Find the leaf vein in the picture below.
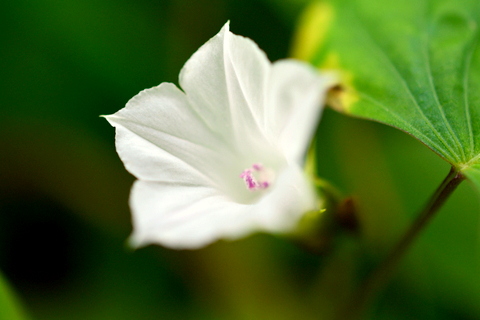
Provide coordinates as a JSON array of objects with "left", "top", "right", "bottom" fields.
[
  {"left": 463, "top": 35, "right": 478, "bottom": 159},
  {"left": 356, "top": 17, "right": 460, "bottom": 163},
  {"left": 358, "top": 91, "right": 453, "bottom": 161},
  {"left": 423, "top": 25, "right": 466, "bottom": 162}
]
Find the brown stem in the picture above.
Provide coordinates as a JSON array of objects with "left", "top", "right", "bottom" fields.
[{"left": 338, "top": 166, "right": 465, "bottom": 320}]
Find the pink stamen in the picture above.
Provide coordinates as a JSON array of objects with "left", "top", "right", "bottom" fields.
[
  {"left": 239, "top": 169, "right": 251, "bottom": 178},
  {"left": 240, "top": 169, "right": 257, "bottom": 189},
  {"left": 240, "top": 164, "right": 271, "bottom": 191}
]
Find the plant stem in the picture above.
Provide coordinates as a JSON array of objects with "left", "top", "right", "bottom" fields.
[{"left": 338, "top": 166, "right": 465, "bottom": 320}]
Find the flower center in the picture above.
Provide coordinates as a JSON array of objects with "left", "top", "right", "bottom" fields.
[{"left": 239, "top": 163, "right": 273, "bottom": 191}]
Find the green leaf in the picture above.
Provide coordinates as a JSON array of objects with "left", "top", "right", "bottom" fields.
[
  {"left": 0, "top": 272, "right": 29, "bottom": 320},
  {"left": 297, "top": 0, "right": 480, "bottom": 188}
]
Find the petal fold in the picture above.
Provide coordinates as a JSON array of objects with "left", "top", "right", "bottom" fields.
[
  {"left": 266, "top": 60, "right": 336, "bottom": 163},
  {"left": 179, "top": 22, "right": 271, "bottom": 150}
]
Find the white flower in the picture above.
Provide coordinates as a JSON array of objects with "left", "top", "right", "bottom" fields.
[{"left": 105, "top": 22, "right": 335, "bottom": 249}]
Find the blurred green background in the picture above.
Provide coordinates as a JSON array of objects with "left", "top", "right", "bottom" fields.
[{"left": 1, "top": 0, "right": 480, "bottom": 319}]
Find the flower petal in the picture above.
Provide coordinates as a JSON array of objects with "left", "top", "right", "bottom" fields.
[
  {"left": 179, "top": 22, "right": 271, "bottom": 150},
  {"left": 106, "top": 22, "right": 333, "bottom": 250},
  {"left": 105, "top": 83, "right": 233, "bottom": 188},
  {"left": 129, "top": 181, "right": 258, "bottom": 249},
  {"left": 129, "top": 164, "right": 316, "bottom": 249},
  {"left": 266, "top": 60, "right": 336, "bottom": 163}
]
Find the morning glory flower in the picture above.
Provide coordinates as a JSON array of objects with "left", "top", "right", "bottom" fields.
[{"left": 105, "top": 22, "right": 335, "bottom": 249}]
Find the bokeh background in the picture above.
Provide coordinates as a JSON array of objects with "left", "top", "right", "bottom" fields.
[{"left": 1, "top": 0, "right": 480, "bottom": 319}]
